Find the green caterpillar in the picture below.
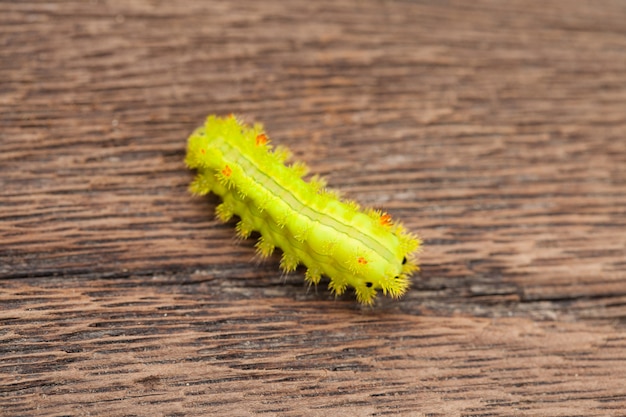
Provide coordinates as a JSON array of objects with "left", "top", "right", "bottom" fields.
[{"left": 185, "top": 115, "right": 420, "bottom": 304}]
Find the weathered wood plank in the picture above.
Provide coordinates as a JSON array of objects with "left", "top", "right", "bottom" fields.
[
  {"left": 1, "top": 0, "right": 625, "bottom": 415},
  {"left": 1, "top": 280, "right": 625, "bottom": 416}
]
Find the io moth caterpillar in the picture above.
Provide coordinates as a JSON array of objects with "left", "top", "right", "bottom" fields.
[{"left": 185, "top": 115, "right": 420, "bottom": 305}]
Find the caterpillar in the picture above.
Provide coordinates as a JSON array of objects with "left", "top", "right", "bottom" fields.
[{"left": 185, "top": 115, "right": 420, "bottom": 305}]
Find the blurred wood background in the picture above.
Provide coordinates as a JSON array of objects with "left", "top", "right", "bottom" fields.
[{"left": 1, "top": 1, "right": 625, "bottom": 415}]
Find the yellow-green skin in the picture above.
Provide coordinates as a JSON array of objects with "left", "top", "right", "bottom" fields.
[{"left": 185, "top": 115, "right": 420, "bottom": 304}]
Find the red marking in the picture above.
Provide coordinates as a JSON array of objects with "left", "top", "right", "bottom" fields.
[
  {"left": 357, "top": 257, "right": 368, "bottom": 265},
  {"left": 256, "top": 134, "right": 268, "bottom": 146},
  {"left": 221, "top": 165, "right": 232, "bottom": 177},
  {"left": 380, "top": 213, "right": 392, "bottom": 226}
]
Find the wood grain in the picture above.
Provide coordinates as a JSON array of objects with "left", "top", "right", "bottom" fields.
[{"left": 1, "top": 0, "right": 625, "bottom": 415}]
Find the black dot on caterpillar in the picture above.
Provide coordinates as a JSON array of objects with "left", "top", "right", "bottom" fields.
[{"left": 365, "top": 282, "right": 373, "bottom": 288}]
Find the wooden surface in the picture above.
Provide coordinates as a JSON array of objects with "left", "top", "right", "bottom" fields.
[{"left": 1, "top": 1, "right": 625, "bottom": 415}]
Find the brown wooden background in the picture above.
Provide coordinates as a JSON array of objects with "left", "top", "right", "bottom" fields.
[{"left": 2, "top": 1, "right": 625, "bottom": 416}]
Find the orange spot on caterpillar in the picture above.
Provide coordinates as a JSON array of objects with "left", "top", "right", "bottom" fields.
[
  {"left": 201, "top": 149, "right": 206, "bottom": 154},
  {"left": 256, "top": 134, "right": 268, "bottom": 146},
  {"left": 380, "top": 213, "right": 392, "bottom": 227},
  {"left": 357, "top": 257, "right": 368, "bottom": 265},
  {"left": 222, "top": 165, "right": 232, "bottom": 177}
]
